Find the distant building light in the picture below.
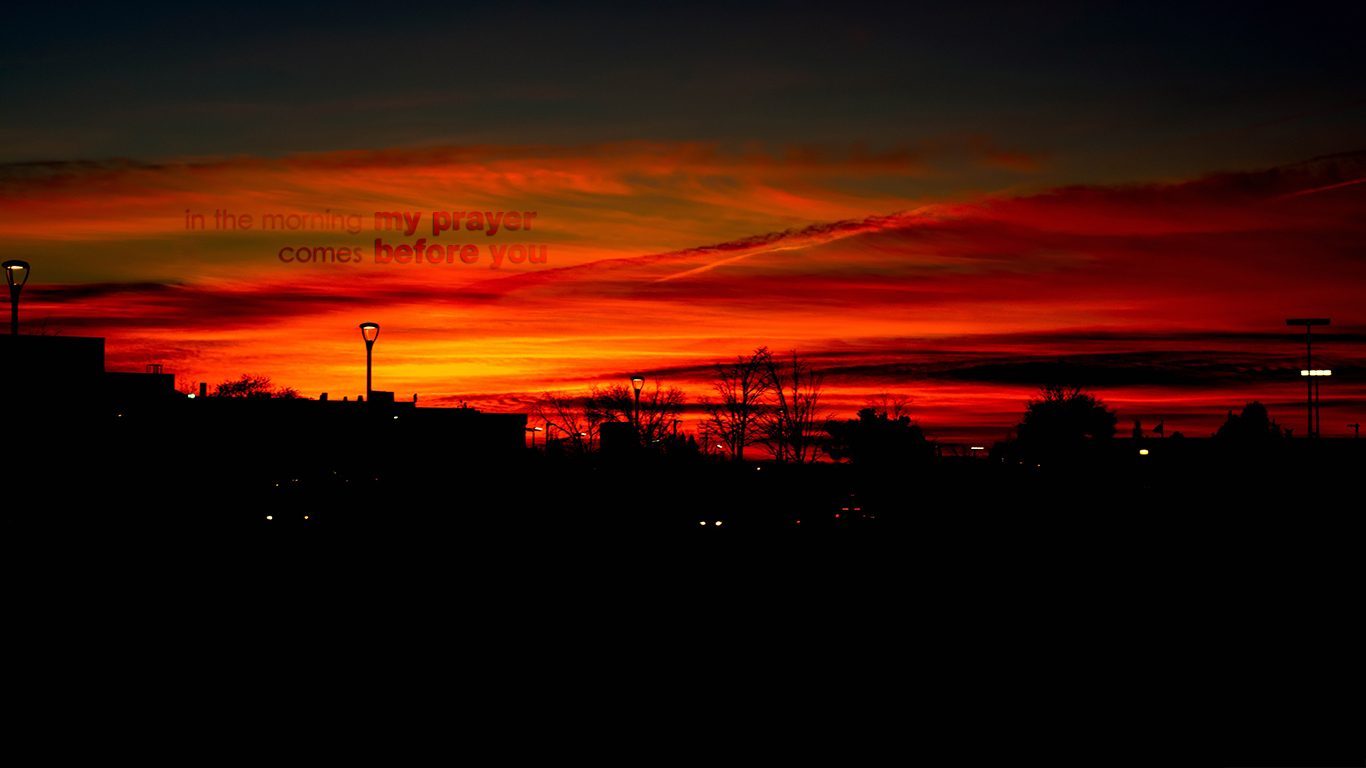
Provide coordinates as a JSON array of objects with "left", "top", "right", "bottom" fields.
[
  {"left": 1300, "top": 369, "right": 1332, "bottom": 376},
  {"left": 1139, "top": 449, "right": 1149, "bottom": 455}
]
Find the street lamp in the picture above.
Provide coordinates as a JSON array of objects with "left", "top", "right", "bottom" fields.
[
  {"left": 1301, "top": 369, "right": 1331, "bottom": 440},
  {"left": 359, "top": 322, "right": 379, "bottom": 400},
  {"left": 1287, "top": 319, "right": 1328, "bottom": 437},
  {"left": 526, "top": 425, "right": 543, "bottom": 448},
  {"left": 631, "top": 374, "right": 647, "bottom": 437},
  {"left": 4, "top": 260, "right": 30, "bottom": 335},
  {"left": 630, "top": 375, "right": 645, "bottom": 429}
]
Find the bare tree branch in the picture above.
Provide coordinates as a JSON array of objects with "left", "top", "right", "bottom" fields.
[
  {"left": 533, "top": 391, "right": 598, "bottom": 454},
  {"left": 211, "top": 374, "right": 299, "bottom": 399},
  {"left": 585, "top": 381, "right": 684, "bottom": 450},
  {"left": 702, "top": 347, "right": 772, "bottom": 462},
  {"left": 759, "top": 350, "right": 827, "bottom": 463}
]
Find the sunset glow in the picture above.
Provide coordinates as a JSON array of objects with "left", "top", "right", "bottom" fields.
[{"left": 4, "top": 3, "right": 1364, "bottom": 446}]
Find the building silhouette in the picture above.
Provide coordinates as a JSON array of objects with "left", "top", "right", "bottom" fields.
[{"left": 2, "top": 334, "right": 526, "bottom": 522}]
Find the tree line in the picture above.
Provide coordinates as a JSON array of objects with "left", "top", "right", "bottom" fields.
[
  {"left": 534, "top": 346, "right": 934, "bottom": 464},
  {"left": 205, "top": 359, "right": 1300, "bottom": 464},
  {"left": 537, "top": 347, "right": 1305, "bottom": 465}
]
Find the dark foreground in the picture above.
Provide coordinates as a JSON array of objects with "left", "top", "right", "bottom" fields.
[{"left": 7, "top": 434, "right": 1357, "bottom": 768}]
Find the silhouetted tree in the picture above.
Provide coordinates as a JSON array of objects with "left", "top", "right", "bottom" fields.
[
  {"left": 1213, "top": 402, "right": 1287, "bottom": 440},
  {"left": 651, "top": 430, "right": 703, "bottom": 460},
  {"left": 826, "top": 406, "right": 934, "bottom": 465},
  {"left": 701, "top": 347, "right": 772, "bottom": 461},
  {"left": 585, "top": 380, "right": 685, "bottom": 449},
  {"left": 533, "top": 391, "right": 598, "bottom": 454},
  {"left": 759, "top": 350, "right": 827, "bottom": 463},
  {"left": 211, "top": 374, "right": 299, "bottom": 399},
  {"left": 1004, "top": 384, "right": 1117, "bottom": 461},
  {"left": 865, "top": 393, "right": 914, "bottom": 421}
]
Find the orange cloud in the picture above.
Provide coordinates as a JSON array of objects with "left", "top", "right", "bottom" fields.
[{"left": 5, "top": 146, "right": 1365, "bottom": 444}]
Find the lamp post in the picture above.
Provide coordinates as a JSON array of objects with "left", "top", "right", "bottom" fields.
[
  {"left": 4, "top": 260, "right": 30, "bottom": 335},
  {"left": 359, "top": 322, "right": 379, "bottom": 400},
  {"left": 1287, "top": 319, "right": 1329, "bottom": 437},
  {"left": 630, "top": 375, "right": 645, "bottom": 430},
  {"left": 526, "top": 426, "right": 543, "bottom": 448}
]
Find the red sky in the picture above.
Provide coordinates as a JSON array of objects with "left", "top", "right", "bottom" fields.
[{"left": 5, "top": 144, "right": 1364, "bottom": 445}]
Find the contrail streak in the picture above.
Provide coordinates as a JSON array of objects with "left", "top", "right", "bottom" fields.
[{"left": 1273, "top": 177, "right": 1366, "bottom": 200}]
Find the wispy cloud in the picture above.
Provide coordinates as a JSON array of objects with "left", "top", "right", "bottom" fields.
[{"left": 5, "top": 146, "right": 1365, "bottom": 441}]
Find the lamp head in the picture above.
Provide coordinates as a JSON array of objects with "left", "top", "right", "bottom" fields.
[
  {"left": 359, "top": 322, "right": 380, "bottom": 343},
  {"left": 630, "top": 375, "right": 645, "bottom": 392},
  {"left": 4, "top": 260, "right": 29, "bottom": 289}
]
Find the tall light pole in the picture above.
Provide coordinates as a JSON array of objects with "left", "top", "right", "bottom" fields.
[
  {"left": 1301, "top": 369, "right": 1331, "bottom": 438},
  {"left": 1287, "top": 319, "right": 1328, "bottom": 437},
  {"left": 4, "top": 260, "right": 30, "bottom": 335},
  {"left": 359, "top": 322, "right": 379, "bottom": 400}
]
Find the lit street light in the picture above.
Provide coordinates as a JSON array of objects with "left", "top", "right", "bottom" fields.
[
  {"left": 630, "top": 375, "right": 645, "bottom": 430},
  {"left": 1287, "top": 318, "right": 1329, "bottom": 437},
  {"left": 359, "top": 322, "right": 379, "bottom": 400},
  {"left": 1301, "top": 368, "right": 1332, "bottom": 439},
  {"left": 4, "top": 260, "right": 30, "bottom": 335}
]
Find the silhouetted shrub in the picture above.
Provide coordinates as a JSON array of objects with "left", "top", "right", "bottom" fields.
[
  {"left": 1212, "top": 402, "right": 1287, "bottom": 440},
  {"left": 826, "top": 408, "right": 934, "bottom": 465},
  {"left": 997, "top": 384, "right": 1117, "bottom": 463}
]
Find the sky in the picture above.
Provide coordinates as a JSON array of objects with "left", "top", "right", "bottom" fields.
[{"left": 3, "top": 1, "right": 1364, "bottom": 445}]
